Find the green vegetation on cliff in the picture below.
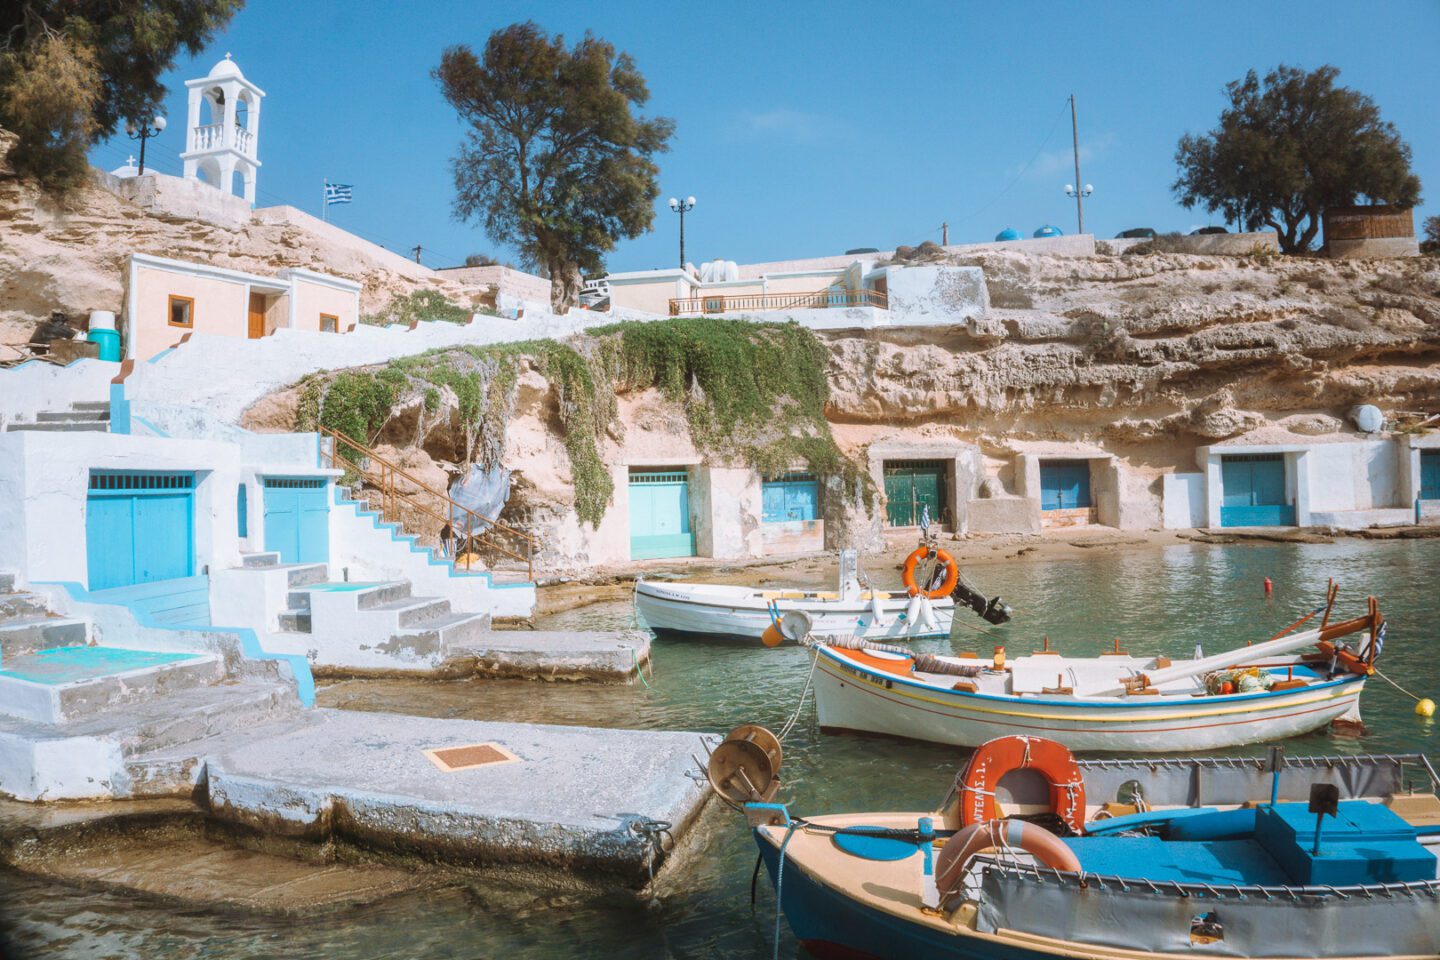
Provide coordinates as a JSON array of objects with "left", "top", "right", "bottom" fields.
[{"left": 296, "top": 318, "right": 860, "bottom": 526}]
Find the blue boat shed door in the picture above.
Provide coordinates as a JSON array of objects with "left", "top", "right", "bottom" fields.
[
  {"left": 1220, "top": 455, "right": 1294, "bottom": 526},
  {"left": 1039, "top": 460, "right": 1091, "bottom": 511},
  {"left": 629, "top": 469, "right": 695, "bottom": 560},
  {"left": 263, "top": 478, "right": 330, "bottom": 564},
  {"left": 86, "top": 471, "right": 195, "bottom": 590},
  {"left": 762, "top": 472, "right": 819, "bottom": 523},
  {"left": 1421, "top": 451, "right": 1440, "bottom": 501}
]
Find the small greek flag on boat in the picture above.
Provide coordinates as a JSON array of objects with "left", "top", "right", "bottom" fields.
[
  {"left": 1368, "top": 620, "right": 1386, "bottom": 660},
  {"left": 324, "top": 182, "right": 353, "bottom": 205}
]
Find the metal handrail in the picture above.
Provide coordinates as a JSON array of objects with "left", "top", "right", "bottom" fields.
[
  {"left": 320, "top": 426, "right": 533, "bottom": 581},
  {"left": 668, "top": 287, "right": 887, "bottom": 316}
]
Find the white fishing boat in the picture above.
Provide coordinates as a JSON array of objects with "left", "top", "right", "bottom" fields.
[
  {"left": 634, "top": 544, "right": 1012, "bottom": 643},
  {"left": 807, "top": 586, "right": 1386, "bottom": 753}
]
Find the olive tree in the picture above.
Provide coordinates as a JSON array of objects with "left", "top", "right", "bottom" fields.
[
  {"left": 434, "top": 22, "right": 673, "bottom": 312},
  {"left": 1174, "top": 65, "right": 1421, "bottom": 254}
]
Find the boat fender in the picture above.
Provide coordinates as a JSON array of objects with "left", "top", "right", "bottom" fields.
[
  {"left": 951, "top": 735, "right": 1087, "bottom": 836},
  {"left": 902, "top": 548, "right": 960, "bottom": 600},
  {"left": 918, "top": 595, "right": 938, "bottom": 631},
  {"left": 903, "top": 594, "right": 923, "bottom": 631},
  {"left": 871, "top": 591, "right": 889, "bottom": 627},
  {"left": 934, "top": 818, "right": 1080, "bottom": 901}
]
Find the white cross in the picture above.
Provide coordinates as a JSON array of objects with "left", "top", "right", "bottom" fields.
[{"left": 126, "top": 155, "right": 136, "bottom": 166}]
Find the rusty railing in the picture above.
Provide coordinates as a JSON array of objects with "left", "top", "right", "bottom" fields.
[
  {"left": 668, "top": 287, "right": 887, "bottom": 316},
  {"left": 319, "top": 426, "right": 533, "bottom": 582}
]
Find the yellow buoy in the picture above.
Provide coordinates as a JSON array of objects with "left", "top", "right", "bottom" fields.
[
  {"left": 1416, "top": 698, "right": 1436, "bottom": 718},
  {"left": 761, "top": 624, "right": 785, "bottom": 648}
]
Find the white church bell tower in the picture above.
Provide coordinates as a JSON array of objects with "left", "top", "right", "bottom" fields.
[{"left": 180, "top": 54, "right": 264, "bottom": 204}]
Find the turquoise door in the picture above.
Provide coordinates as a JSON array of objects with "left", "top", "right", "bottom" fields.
[
  {"left": 1422, "top": 451, "right": 1440, "bottom": 500},
  {"left": 762, "top": 472, "right": 819, "bottom": 523},
  {"left": 1220, "top": 455, "right": 1294, "bottom": 526},
  {"left": 1040, "top": 461, "right": 1092, "bottom": 510},
  {"left": 263, "top": 478, "right": 330, "bottom": 564},
  {"left": 86, "top": 472, "right": 195, "bottom": 590},
  {"left": 883, "top": 461, "right": 946, "bottom": 527},
  {"left": 629, "top": 470, "right": 695, "bottom": 559}
]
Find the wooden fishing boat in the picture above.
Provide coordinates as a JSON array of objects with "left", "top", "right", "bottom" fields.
[
  {"left": 634, "top": 544, "right": 1011, "bottom": 643},
  {"left": 735, "top": 733, "right": 1440, "bottom": 960},
  {"left": 809, "top": 590, "right": 1385, "bottom": 753}
]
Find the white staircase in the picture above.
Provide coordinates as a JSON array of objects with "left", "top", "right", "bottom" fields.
[
  {"left": 4, "top": 400, "right": 110, "bottom": 432},
  {"left": 0, "top": 573, "right": 302, "bottom": 801}
]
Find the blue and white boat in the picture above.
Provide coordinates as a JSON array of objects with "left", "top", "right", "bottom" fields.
[{"left": 750, "top": 742, "right": 1440, "bottom": 960}]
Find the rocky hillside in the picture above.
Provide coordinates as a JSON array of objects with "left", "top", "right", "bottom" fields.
[
  {"left": 827, "top": 248, "right": 1440, "bottom": 457},
  {"left": 0, "top": 132, "right": 485, "bottom": 352}
]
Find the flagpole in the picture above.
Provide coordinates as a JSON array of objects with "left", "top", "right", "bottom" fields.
[{"left": 322, "top": 178, "right": 327, "bottom": 223}]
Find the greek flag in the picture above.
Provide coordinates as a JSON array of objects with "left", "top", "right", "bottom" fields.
[
  {"left": 919, "top": 502, "right": 931, "bottom": 534},
  {"left": 325, "top": 182, "right": 353, "bottom": 206}
]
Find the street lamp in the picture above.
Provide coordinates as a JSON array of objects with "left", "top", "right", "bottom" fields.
[
  {"left": 667, "top": 195, "right": 696, "bottom": 268},
  {"left": 125, "top": 114, "right": 167, "bottom": 176},
  {"left": 1064, "top": 182, "right": 1093, "bottom": 235}
]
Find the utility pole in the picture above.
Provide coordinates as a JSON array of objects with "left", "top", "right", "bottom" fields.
[
  {"left": 1070, "top": 94, "right": 1085, "bottom": 235},
  {"left": 941, "top": 222, "right": 949, "bottom": 246},
  {"left": 411, "top": 245, "right": 422, "bottom": 265}
]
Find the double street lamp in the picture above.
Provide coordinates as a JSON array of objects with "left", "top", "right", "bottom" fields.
[
  {"left": 668, "top": 195, "right": 696, "bottom": 268},
  {"left": 125, "top": 114, "right": 167, "bottom": 175}
]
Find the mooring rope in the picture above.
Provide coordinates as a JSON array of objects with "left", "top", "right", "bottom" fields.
[{"left": 1374, "top": 666, "right": 1423, "bottom": 702}]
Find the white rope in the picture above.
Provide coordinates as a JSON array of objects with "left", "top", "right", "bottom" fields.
[{"left": 778, "top": 647, "right": 820, "bottom": 742}]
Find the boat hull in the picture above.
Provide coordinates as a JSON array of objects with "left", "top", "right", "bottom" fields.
[
  {"left": 634, "top": 581, "right": 952, "bottom": 642},
  {"left": 812, "top": 647, "right": 1366, "bottom": 752}
]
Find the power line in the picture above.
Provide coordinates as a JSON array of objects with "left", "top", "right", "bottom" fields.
[{"left": 948, "top": 97, "right": 1073, "bottom": 234}]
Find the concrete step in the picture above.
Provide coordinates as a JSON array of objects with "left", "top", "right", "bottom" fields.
[
  {"left": 0, "top": 592, "right": 53, "bottom": 622},
  {"left": 285, "top": 564, "right": 330, "bottom": 588},
  {"left": 6, "top": 421, "right": 109, "bottom": 432},
  {"left": 286, "top": 580, "right": 411, "bottom": 613},
  {"left": 0, "top": 647, "right": 225, "bottom": 724},
  {"left": 36, "top": 409, "right": 108, "bottom": 422},
  {"left": 485, "top": 569, "right": 535, "bottom": 586},
  {"left": 397, "top": 610, "right": 489, "bottom": 648},
  {"left": 71, "top": 401, "right": 111, "bottom": 411},
  {"left": 0, "top": 615, "right": 89, "bottom": 658},
  {"left": 368, "top": 596, "right": 451, "bottom": 628},
  {"left": 240, "top": 551, "right": 282, "bottom": 568},
  {"left": 277, "top": 610, "right": 312, "bottom": 633}
]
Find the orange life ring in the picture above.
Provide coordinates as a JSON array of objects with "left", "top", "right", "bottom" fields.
[
  {"left": 955, "top": 735, "right": 1086, "bottom": 836},
  {"left": 935, "top": 818, "right": 1080, "bottom": 898},
  {"left": 901, "top": 547, "right": 959, "bottom": 599}
]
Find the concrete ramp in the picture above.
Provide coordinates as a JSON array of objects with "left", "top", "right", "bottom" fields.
[{"left": 197, "top": 708, "right": 712, "bottom": 883}]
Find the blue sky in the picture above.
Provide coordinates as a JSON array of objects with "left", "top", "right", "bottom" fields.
[{"left": 91, "top": 0, "right": 1440, "bottom": 273}]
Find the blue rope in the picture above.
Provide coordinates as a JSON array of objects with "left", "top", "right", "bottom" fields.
[{"left": 773, "top": 821, "right": 800, "bottom": 960}]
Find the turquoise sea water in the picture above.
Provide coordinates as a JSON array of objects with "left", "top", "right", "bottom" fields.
[{"left": 2, "top": 539, "right": 1436, "bottom": 959}]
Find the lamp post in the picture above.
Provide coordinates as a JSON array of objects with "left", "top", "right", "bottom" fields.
[
  {"left": 1064, "top": 94, "right": 1090, "bottom": 234},
  {"left": 667, "top": 195, "right": 696, "bottom": 268},
  {"left": 125, "top": 114, "right": 167, "bottom": 175}
]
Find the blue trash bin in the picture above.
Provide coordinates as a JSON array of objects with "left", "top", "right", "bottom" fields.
[{"left": 87, "top": 328, "right": 121, "bottom": 362}]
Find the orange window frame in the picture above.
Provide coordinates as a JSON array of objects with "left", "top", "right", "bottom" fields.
[
  {"left": 320, "top": 313, "right": 339, "bottom": 333},
  {"left": 168, "top": 294, "right": 195, "bottom": 328}
]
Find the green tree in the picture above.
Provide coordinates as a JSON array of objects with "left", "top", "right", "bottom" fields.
[
  {"left": 434, "top": 22, "right": 673, "bottom": 313},
  {"left": 1173, "top": 65, "right": 1421, "bottom": 254},
  {"left": 0, "top": 1, "right": 242, "bottom": 191},
  {"left": 1422, "top": 216, "right": 1440, "bottom": 255}
]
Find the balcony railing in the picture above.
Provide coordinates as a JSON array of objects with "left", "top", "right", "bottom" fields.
[
  {"left": 668, "top": 287, "right": 887, "bottom": 316},
  {"left": 190, "top": 123, "right": 256, "bottom": 155}
]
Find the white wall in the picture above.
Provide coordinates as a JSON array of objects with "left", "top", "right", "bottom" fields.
[
  {"left": 1163, "top": 473, "right": 1205, "bottom": 529},
  {"left": 0, "top": 359, "right": 116, "bottom": 428}
]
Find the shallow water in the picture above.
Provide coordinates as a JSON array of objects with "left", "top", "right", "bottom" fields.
[{"left": 3, "top": 540, "right": 1437, "bottom": 959}]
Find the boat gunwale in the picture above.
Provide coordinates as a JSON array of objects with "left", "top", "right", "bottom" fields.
[
  {"left": 816, "top": 643, "right": 1366, "bottom": 713},
  {"left": 633, "top": 580, "right": 956, "bottom": 613}
]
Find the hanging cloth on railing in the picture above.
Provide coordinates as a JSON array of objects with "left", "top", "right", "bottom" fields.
[{"left": 448, "top": 464, "right": 510, "bottom": 532}]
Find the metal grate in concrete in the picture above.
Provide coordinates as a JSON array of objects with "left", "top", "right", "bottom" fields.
[{"left": 422, "top": 742, "right": 520, "bottom": 773}]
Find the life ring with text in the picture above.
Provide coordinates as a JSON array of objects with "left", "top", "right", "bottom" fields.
[
  {"left": 902, "top": 548, "right": 959, "bottom": 599},
  {"left": 955, "top": 735, "right": 1086, "bottom": 836}
]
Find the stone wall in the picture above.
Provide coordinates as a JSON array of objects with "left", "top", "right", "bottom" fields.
[{"left": 102, "top": 171, "right": 253, "bottom": 229}]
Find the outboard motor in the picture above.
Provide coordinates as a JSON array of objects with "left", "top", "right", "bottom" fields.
[{"left": 952, "top": 580, "right": 1013, "bottom": 625}]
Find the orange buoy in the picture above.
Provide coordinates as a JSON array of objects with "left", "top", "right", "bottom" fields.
[
  {"left": 1264, "top": 576, "right": 1273, "bottom": 596},
  {"left": 761, "top": 623, "right": 785, "bottom": 647},
  {"left": 954, "top": 735, "right": 1086, "bottom": 836},
  {"left": 901, "top": 547, "right": 960, "bottom": 600}
]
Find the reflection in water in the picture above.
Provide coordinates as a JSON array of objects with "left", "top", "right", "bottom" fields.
[{"left": 3, "top": 541, "right": 1436, "bottom": 959}]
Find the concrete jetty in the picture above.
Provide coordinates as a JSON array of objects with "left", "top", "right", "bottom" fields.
[
  {"left": 144, "top": 708, "right": 712, "bottom": 883},
  {"left": 445, "top": 629, "right": 652, "bottom": 681}
]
